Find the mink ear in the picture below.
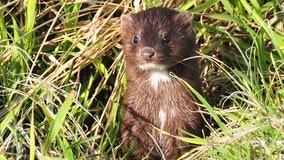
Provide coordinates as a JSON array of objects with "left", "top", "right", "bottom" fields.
[
  {"left": 120, "top": 14, "right": 133, "bottom": 34},
  {"left": 175, "top": 12, "right": 194, "bottom": 30},
  {"left": 175, "top": 12, "right": 195, "bottom": 35}
]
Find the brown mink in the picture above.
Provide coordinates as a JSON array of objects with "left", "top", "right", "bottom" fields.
[{"left": 120, "top": 7, "right": 204, "bottom": 159}]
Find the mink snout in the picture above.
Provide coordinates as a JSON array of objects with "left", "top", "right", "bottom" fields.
[{"left": 141, "top": 47, "right": 155, "bottom": 61}]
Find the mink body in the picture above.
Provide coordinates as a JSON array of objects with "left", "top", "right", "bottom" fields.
[{"left": 120, "top": 8, "right": 204, "bottom": 159}]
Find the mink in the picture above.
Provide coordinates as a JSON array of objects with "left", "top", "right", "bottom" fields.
[{"left": 120, "top": 7, "right": 205, "bottom": 159}]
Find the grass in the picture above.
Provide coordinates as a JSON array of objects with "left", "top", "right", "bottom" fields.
[{"left": 0, "top": 0, "right": 283, "bottom": 159}]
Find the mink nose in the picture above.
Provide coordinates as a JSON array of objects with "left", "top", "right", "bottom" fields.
[{"left": 141, "top": 48, "right": 155, "bottom": 60}]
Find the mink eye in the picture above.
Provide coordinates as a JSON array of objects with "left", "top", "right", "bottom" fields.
[
  {"left": 133, "top": 36, "right": 139, "bottom": 44},
  {"left": 162, "top": 35, "right": 170, "bottom": 43}
]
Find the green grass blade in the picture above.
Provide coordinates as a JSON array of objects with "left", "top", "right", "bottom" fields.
[
  {"left": 24, "top": 0, "right": 36, "bottom": 33},
  {"left": 154, "top": 126, "right": 206, "bottom": 145},
  {"left": 240, "top": 0, "right": 284, "bottom": 56},
  {"left": 190, "top": 0, "right": 219, "bottom": 13},
  {"left": 44, "top": 90, "right": 76, "bottom": 152},
  {"left": 0, "top": 154, "right": 7, "bottom": 160},
  {"left": 0, "top": 104, "right": 22, "bottom": 135},
  {"left": 59, "top": 137, "right": 75, "bottom": 160},
  {"left": 24, "top": 0, "right": 36, "bottom": 53},
  {"left": 179, "top": 0, "right": 197, "bottom": 11},
  {"left": 220, "top": 0, "right": 234, "bottom": 15},
  {"left": 30, "top": 105, "right": 35, "bottom": 160},
  {"left": 207, "top": 14, "right": 241, "bottom": 24},
  {"left": 0, "top": 8, "right": 8, "bottom": 44}
]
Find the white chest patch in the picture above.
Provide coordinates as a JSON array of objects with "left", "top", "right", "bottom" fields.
[
  {"left": 159, "top": 109, "right": 166, "bottom": 129},
  {"left": 138, "top": 63, "right": 171, "bottom": 90},
  {"left": 149, "top": 70, "right": 171, "bottom": 91},
  {"left": 159, "top": 109, "right": 166, "bottom": 140}
]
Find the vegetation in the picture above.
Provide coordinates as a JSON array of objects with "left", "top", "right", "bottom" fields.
[{"left": 0, "top": 0, "right": 283, "bottom": 159}]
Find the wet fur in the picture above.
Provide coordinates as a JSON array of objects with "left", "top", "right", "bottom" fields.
[{"left": 120, "top": 8, "right": 204, "bottom": 159}]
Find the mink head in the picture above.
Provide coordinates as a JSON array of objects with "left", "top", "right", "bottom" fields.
[{"left": 120, "top": 7, "right": 197, "bottom": 72}]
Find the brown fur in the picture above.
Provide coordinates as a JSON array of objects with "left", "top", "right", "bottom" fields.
[{"left": 120, "top": 8, "right": 204, "bottom": 159}]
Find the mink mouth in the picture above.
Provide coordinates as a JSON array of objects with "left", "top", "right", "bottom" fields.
[{"left": 138, "top": 62, "right": 168, "bottom": 72}]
